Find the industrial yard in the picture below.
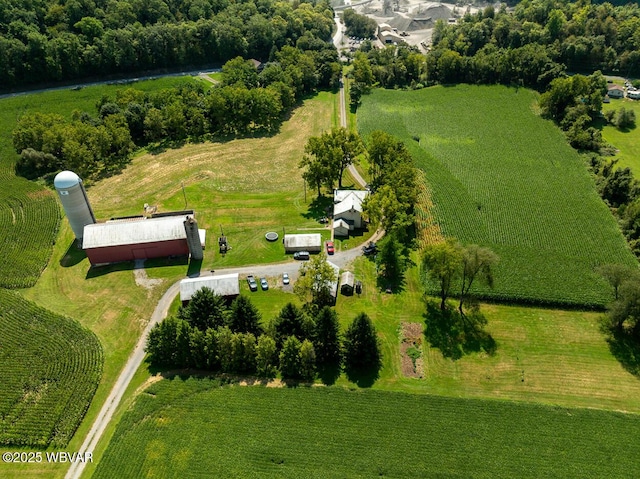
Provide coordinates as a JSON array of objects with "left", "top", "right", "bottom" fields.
[{"left": 335, "top": 1, "right": 481, "bottom": 51}]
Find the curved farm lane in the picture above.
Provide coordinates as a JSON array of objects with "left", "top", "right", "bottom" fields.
[{"left": 65, "top": 230, "right": 383, "bottom": 479}]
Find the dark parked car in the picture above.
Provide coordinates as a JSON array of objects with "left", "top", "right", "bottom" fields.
[
  {"left": 247, "top": 275, "right": 258, "bottom": 291},
  {"left": 362, "top": 242, "right": 377, "bottom": 255},
  {"left": 293, "top": 251, "right": 310, "bottom": 260}
]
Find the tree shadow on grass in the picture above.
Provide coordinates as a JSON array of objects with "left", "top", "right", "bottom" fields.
[
  {"left": 376, "top": 271, "right": 407, "bottom": 294},
  {"left": 423, "top": 301, "right": 497, "bottom": 361},
  {"left": 345, "top": 367, "right": 380, "bottom": 388},
  {"left": 603, "top": 323, "right": 640, "bottom": 377},
  {"left": 301, "top": 195, "right": 333, "bottom": 221}
]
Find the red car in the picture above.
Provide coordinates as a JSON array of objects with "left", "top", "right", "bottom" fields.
[{"left": 326, "top": 241, "right": 335, "bottom": 255}]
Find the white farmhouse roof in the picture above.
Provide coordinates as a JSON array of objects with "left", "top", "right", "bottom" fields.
[
  {"left": 83, "top": 215, "right": 192, "bottom": 249},
  {"left": 283, "top": 234, "right": 322, "bottom": 249},
  {"left": 180, "top": 274, "right": 240, "bottom": 302},
  {"left": 334, "top": 189, "right": 369, "bottom": 203},
  {"left": 334, "top": 190, "right": 368, "bottom": 216}
]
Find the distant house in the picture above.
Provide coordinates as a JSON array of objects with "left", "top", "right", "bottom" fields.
[
  {"left": 340, "top": 271, "right": 355, "bottom": 295},
  {"left": 333, "top": 189, "right": 369, "bottom": 237},
  {"left": 179, "top": 273, "right": 240, "bottom": 305},
  {"left": 283, "top": 233, "right": 322, "bottom": 253},
  {"left": 607, "top": 84, "right": 625, "bottom": 98},
  {"left": 249, "top": 58, "right": 265, "bottom": 72}
]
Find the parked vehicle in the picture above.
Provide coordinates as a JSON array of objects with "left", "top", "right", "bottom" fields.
[
  {"left": 326, "top": 241, "right": 335, "bottom": 255},
  {"left": 362, "top": 242, "right": 377, "bottom": 256},
  {"left": 293, "top": 251, "right": 310, "bottom": 260},
  {"left": 260, "top": 277, "right": 269, "bottom": 290},
  {"left": 283, "top": 272, "right": 290, "bottom": 285},
  {"left": 246, "top": 275, "right": 258, "bottom": 291}
]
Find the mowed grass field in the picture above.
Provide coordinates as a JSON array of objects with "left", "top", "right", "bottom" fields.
[
  {"left": 0, "top": 289, "right": 102, "bottom": 448},
  {"left": 93, "top": 377, "right": 640, "bottom": 479},
  {"left": 358, "top": 84, "right": 637, "bottom": 307},
  {"left": 87, "top": 90, "right": 337, "bottom": 269},
  {"left": 601, "top": 98, "right": 640, "bottom": 173}
]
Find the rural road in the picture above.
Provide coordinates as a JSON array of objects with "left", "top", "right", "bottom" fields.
[
  {"left": 66, "top": 43, "right": 373, "bottom": 479},
  {"left": 0, "top": 68, "right": 221, "bottom": 100}
]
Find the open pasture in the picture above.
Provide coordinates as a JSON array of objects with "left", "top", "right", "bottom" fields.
[
  {"left": 601, "top": 98, "right": 640, "bottom": 174},
  {"left": 87, "top": 91, "right": 336, "bottom": 269},
  {"left": 359, "top": 85, "right": 637, "bottom": 307},
  {"left": 93, "top": 377, "right": 640, "bottom": 479},
  {"left": 0, "top": 289, "right": 102, "bottom": 448}
]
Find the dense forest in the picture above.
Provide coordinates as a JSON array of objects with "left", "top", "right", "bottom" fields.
[
  {"left": 430, "top": 0, "right": 640, "bottom": 81},
  {"left": 0, "top": 0, "right": 335, "bottom": 88}
]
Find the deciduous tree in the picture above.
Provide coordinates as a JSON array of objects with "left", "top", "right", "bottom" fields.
[{"left": 294, "top": 253, "right": 338, "bottom": 308}]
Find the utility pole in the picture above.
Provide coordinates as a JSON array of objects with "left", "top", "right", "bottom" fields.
[{"left": 182, "top": 181, "right": 188, "bottom": 209}]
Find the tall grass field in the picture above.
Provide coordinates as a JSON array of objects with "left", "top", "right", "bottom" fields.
[
  {"left": 359, "top": 84, "right": 637, "bottom": 307},
  {"left": 93, "top": 377, "right": 640, "bottom": 479},
  {"left": 0, "top": 289, "right": 102, "bottom": 447}
]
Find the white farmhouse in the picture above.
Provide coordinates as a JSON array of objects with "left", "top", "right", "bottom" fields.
[{"left": 333, "top": 189, "right": 369, "bottom": 237}]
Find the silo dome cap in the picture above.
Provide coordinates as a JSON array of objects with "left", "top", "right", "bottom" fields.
[{"left": 54, "top": 171, "right": 81, "bottom": 189}]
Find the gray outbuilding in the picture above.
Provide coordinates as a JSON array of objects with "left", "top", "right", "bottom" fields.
[
  {"left": 283, "top": 233, "right": 322, "bottom": 253},
  {"left": 179, "top": 273, "right": 240, "bottom": 305}
]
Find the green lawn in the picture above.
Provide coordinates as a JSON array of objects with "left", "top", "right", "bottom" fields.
[
  {"left": 601, "top": 98, "right": 640, "bottom": 173},
  {"left": 92, "top": 377, "right": 640, "bottom": 479},
  {"left": 358, "top": 84, "right": 637, "bottom": 308}
]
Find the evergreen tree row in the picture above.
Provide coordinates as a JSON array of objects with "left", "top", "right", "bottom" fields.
[{"left": 146, "top": 288, "right": 382, "bottom": 385}]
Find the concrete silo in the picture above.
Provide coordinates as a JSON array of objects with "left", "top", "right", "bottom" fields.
[{"left": 54, "top": 171, "right": 96, "bottom": 241}]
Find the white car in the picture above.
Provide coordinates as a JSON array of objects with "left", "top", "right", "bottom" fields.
[{"left": 283, "top": 272, "right": 290, "bottom": 285}]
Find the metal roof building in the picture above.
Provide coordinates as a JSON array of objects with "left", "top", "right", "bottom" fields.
[
  {"left": 340, "top": 271, "right": 355, "bottom": 295},
  {"left": 179, "top": 273, "right": 240, "bottom": 304},
  {"left": 82, "top": 214, "right": 206, "bottom": 265},
  {"left": 328, "top": 260, "right": 340, "bottom": 302},
  {"left": 283, "top": 233, "right": 322, "bottom": 253}
]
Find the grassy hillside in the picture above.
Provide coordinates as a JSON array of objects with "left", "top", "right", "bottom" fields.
[
  {"left": 359, "top": 84, "right": 637, "bottom": 307},
  {"left": 0, "top": 289, "right": 102, "bottom": 448},
  {"left": 93, "top": 377, "right": 640, "bottom": 479}
]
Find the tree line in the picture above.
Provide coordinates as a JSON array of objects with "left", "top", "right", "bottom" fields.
[
  {"left": 432, "top": 1, "right": 640, "bottom": 80},
  {"left": 13, "top": 46, "right": 340, "bottom": 181},
  {"left": 0, "top": 0, "right": 335, "bottom": 89},
  {"left": 146, "top": 287, "right": 382, "bottom": 386}
]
